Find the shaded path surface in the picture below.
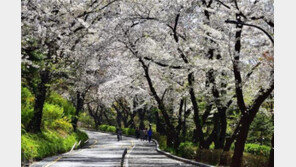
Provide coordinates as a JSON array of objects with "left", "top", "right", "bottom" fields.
[{"left": 31, "top": 130, "right": 196, "bottom": 167}]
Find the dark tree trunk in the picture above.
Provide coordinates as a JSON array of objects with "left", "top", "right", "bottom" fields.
[
  {"left": 188, "top": 72, "right": 204, "bottom": 148},
  {"left": 72, "top": 91, "right": 84, "bottom": 131},
  {"left": 155, "top": 110, "right": 166, "bottom": 135},
  {"left": 139, "top": 57, "right": 178, "bottom": 148},
  {"left": 182, "top": 99, "right": 191, "bottom": 142},
  {"left": 174, "top": 99, "right": 184, "bottom": 151},
  {"left": 127, "top": 111, "right": 136, "bottom": 128},
  {"left": 28, "top": 70, "right": 50, "bottom": 133},
  {"left": 268, "top": 134, "right": 274, "bottom": 167},
  {"left": 216, "top": 108, "right": 227, "bottom": 149},
  {"left": 114, "top": 106, "right": 122, "bottom": 128},
  {"left": 88, "top": 103, "right": 102, "bottom": 129},
  {"left": 103, "top": 109, "right": 112, "bottom": 125},
  {"left": 231, "top": 115, "right": 252, "bottom": 167},
  {"left": 138, "top": 108, "right": 146, "bottom": 130}
]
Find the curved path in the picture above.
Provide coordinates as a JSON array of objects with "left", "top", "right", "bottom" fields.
[{"left": 30, "top": 130, "right": 196, "bottom": 167}]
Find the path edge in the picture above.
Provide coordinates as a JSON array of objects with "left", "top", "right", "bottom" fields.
[{"left": 152, "top": 139, "right": 214, "bottom": 167}]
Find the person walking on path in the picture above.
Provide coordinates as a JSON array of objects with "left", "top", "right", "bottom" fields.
[
  {"left": 148, "top": 127, "right": 152, "bottom": 142},
  {"left": 144, "top": 128, "right": 148, "bottom": 141},
  {"left": 140, "top": 128, "right": 144, "bottom": 141},
  {"left": 135, "top": 127, "right": 140, "bottom": 139},
  {"left": 116, "top": 127, "right": 122, "bottom": 141}
]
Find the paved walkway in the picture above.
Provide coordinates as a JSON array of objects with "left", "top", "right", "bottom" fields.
[{"left": 30, "top": 130, "right": 196, "bottom": 167}]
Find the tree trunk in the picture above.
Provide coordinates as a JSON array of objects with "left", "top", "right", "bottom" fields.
[
  {"left": 28, "top": 70, "right": 50, "bottom": 133},
  {"left": 231, "top": 108, "right": 259, "bottom": 167},
  {"left": 230, "top": 116, "right": 251, "bottom": 167},
  {"left": 188, "top": 72, "right": 204, "bottom": 147},
  {"left": 138, "top": 108, "right": 146, "bottom": 130},
  {"left": 268, "top": 134, "right": 274, "bottom": 167},
  {"left": 155, "top": 110, "right": 166, "bottom": 135},
  {"left": 72, "top": 92, "right": 84, "bottom": 131},
  {"left": 215, "top": 108, "right": 227, "bottom": 149},
  {"left": 139, "top": 57, "right": 178, "bottom": 148}
]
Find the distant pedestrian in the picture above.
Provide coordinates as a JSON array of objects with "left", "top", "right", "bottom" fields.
[
  {"left": 135, "top": 127, "right": 140, "bottom": 139},
  {"left": 144, "top": 128, "right": 148, "bottom": 141},
  {"left": 148, "top": 127, "right": 152, "bottom": 142},
  {"left": 140, "top": 129, "right": 145, "bottom": 140},
  {"left": 116, "top": 127, "right": 122, "bottom": 141}
]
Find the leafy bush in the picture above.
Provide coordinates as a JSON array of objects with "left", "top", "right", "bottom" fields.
[
  {"left": 196, "top": 149, "right": 224, "bottom": 166},
  {"left": 107, "top": 125, "right": 116, "bottom": 133},
  {"left": 21, "top": 87, "right": 34, "bottom": 127},
  {"left": 244, "top": 143, "right": 271, "bottom": 157},
  {"left": 122, "top": 128, "right": 135, "bottom": 136},
  {"left": 156, "top": 135, "right": 167, "bottom": 150},
  {"left": 50, "top": 117, "right": 73, "bottom": 134},
  {"left": 164, "top": 147, "right": 176, "bottom": 155},
  {"left": 98, "top": 125, "right": 109, "bottom": 131},
  {"left": 21, "top": 130, "right": 88, "bottom": 161},
  {"left": 195, "top": 149, "right": 269, "bottom": 167},
  {"left": 79, "top": 112, "right": 95, "bottom": 129},
  {"left": 42, "top": 103, "right": 64, "bottom": 122},
  {"left": 46, "top": 93, "right": 75, "bottom": 117},
  {"left": 178, "top": 142, "right": 197, "bottom": 159}
]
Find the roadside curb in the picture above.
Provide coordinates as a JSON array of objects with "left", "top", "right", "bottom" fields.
[{"left": 152, "top": 139, "right": 214, "bottom": 167}]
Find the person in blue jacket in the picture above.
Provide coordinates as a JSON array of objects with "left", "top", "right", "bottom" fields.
[{"left": 148, "top": 125, "right": 152, "bottom": 142}]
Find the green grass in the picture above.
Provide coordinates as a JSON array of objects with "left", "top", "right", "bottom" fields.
[{"left": 21, "top": 129, "right": 88, "bottom": 161}]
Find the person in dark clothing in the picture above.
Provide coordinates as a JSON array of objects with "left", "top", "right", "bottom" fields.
[
  {"left": 144, "top": 128, "right": 148, "bottom": 141},
  {"left": 135, "top": 127, "right": 140, "bottom": 139},
  {"left": 140, "top": 128, "right": 145, "bottom": 140},
  {"left": 148, "top": 127, "right": 152, "bottom": 142},
  {"left": 116, "top": 127, "right": 122, "bottom": 141}
]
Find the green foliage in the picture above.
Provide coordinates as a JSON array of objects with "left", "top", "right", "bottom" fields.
[
  {"left": 153, "top": 133, "right": 167, "bottom": 150},
  {"left": 178, "top": 142, "right": 197, "bottom": 159},
  {"left": 122, "top": 128, "right": 135, "bottom": 135},
  {"left": 21, "top": 88, "right": 88, "bottom": 162},
  {"left": 164, "top": 147, "right": 176, "bottom": 155},
  {"left": 244, "top": 143, "right": 271, "bottom": 157},
  {"left": 196, "top": 149, "right": 224, "bottom": 166},
  {"left": 42, "top": 103, "right": 64, "bottom": 122},
  {"left": 46, "top": 93, "right": 75, "bottom": 117},
  {"left": 98, "top": 124, "right": 116, "bottom": 133},
  {"left": 107, "top": 126, "right": 116, "bottom": 133},
  {"left": 21, "top": 87, "right": 35, "bottom": 127},
  {"left": 78, "top": 112, "right": 96, "bottom": 129},
  {"left": 50, "top": 117, "right": 73, "bottom": 134},
  {"left": 98, "top": 124, "right": 109, "bottom": 131},
  {"left": 248, "top": 110, "right": 273, "bottom": 146},
  {"left": 195, "top": 149, "right": 269, "bottom": 167},
  {"left": 21, "top": 129, "right": 88, "bottom": 161}
]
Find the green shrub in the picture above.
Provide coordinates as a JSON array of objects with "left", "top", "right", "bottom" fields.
[
  {"left": 42, "top": 103, "right": 64, "bottom": 122},
  {"left": 164, "top": 147, "right": 176, "bottom": 154},
  {"left": 196, "top": 149, "right": 223, "bottom": 166},
  {"left": 122, "top": 128, "right": 128, "bottom": 135},
  {"left": 122, "top": 128, "right": 135, "bottom": 136},
  {"left": 195, "top": 149, "right": 269, "bottom": 167},
  {"left": 79, "top": 112, "right": 95, "bottom": 129},
  {"left": 244, "top": 143, "right": 271, "bottom": 157},
  {"left": 127, "top": 128, "right": 135, "bottom": 135},
  {"left": 21, "top": 87, "right": 34, "bottom": 127},
  {"left": 21, "top": 130, "right": 88, "bottom": 161},
  {"left": 46, "top": 93, "right": 75, "bottom": 117},
  {"left": 156, "top": 135, "right": 167, "bottom": 150},
  {"left": 178, "top": 142, "right": 197, "bottom": 159},
  {"left": 107, "top": 125, "right": 116, "bottom": 133},
  {"left": 50, "top": 117, "right": 73, "bottom": 133},
  {"left": 99, "top": 125, "right": 108, "bottom": 131}
]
